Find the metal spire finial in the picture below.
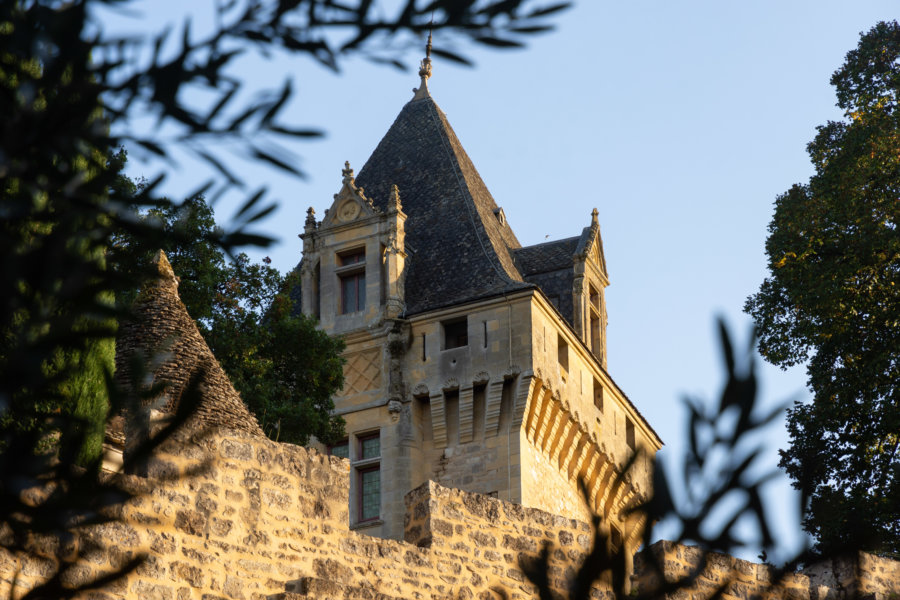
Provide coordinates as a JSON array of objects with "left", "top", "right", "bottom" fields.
[{"left": 413, "top": 19, "right": 434, "bottom": 100}]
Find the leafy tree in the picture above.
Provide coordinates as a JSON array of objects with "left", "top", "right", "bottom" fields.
[
  {"left": 208, "top": 259, "right": 346, "bottom": 444},
  {"left": 745, "top": 21, "right": 900, "bottom": 557},
  {"left": 2, "top": 0, "right": 566, "bottom": 594},
  {"left": 521, "top": 320, "right": 814, "bottom": 600}
]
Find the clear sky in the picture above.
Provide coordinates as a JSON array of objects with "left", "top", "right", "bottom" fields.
[{"left": 108, "top": 0, "right": 898, "bottom": 562}]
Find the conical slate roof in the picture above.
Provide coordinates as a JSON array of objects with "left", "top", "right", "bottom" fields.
[
  {"left": 355, "top": 94, "right": 533, "bottom": 316},
  {"left": 115, "top": 251, "right": 264, "bottom": 437}
]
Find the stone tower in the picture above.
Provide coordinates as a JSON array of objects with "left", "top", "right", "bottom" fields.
[{"left": 298, "top": 45, "right": 661, "bottom": 563}]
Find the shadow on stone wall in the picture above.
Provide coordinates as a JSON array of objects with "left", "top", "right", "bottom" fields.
[{"left": 2, "top": 425, "right": 898, "bottom": 600}]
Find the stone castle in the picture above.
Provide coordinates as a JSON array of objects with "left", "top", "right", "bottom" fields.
[
  {"left": 296, "top": 39, "right": 660, "bottom": 552},
  {"left": 3, "top": 45, "right": 900, "bottom": 600}
]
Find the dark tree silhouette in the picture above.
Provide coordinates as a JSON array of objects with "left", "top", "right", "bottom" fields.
[{"left": 1, "top": 1, "right": 570, "bottom": 595}]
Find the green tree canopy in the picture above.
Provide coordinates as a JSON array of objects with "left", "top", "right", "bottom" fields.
[
  {"left": 2, "top": 0, "right": 569, "bottom": 594},
  {"left": 745, "top": 21, "right": 900, "bottom": 557}
]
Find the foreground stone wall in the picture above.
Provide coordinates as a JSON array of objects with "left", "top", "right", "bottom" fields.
[
  {"left": 634, "top": 541, "right": 900, "bottom": 600},
  {"left": 0, "top": 428, "right": 596, "bottom": 600},
  {"left": 2, "top": 428, "right": 898, "bottom": 600}
]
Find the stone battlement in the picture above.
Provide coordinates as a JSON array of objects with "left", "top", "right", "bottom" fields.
[{"left": 2, "top": 428, "right": 898, "bottom": 600}]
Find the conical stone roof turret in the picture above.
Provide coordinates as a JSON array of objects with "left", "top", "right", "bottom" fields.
[{"left": 115, "top": 250, "right": 264, "bottom": 437}]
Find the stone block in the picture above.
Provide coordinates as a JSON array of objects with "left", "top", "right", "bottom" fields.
[{"left": 174, "top": 510, "right": 207, "bottom": 536}]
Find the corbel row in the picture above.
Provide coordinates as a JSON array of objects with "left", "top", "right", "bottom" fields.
[
  {"left": 522, "top": 372, "right": 642, "bottom": 521},
  {"left": 412, "top": 365, "right": 522, "bottom": 448}
]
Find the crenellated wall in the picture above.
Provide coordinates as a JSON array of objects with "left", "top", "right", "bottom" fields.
[{"left": 2, "top": 428, "right": 898, "bottom": 600}]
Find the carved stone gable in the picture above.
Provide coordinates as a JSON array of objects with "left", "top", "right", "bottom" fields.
[{"left": 321, "top": 161, "right": 379, "bottom": 229}]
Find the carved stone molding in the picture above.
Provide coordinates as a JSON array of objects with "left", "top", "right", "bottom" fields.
[
  {"left": 503, "top": 364, "right": 521, "bottom": 380},
  {"left": 442, "top": 377, "right": 459, "bottom": 392},
  {"left": 473, "top": 371, "right": 490, "bottom": 385},
  {"left": 412, "top": 383, "right": 430, "bottom": 398}
]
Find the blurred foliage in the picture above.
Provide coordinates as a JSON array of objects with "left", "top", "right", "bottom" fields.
[
  {"left": 2, "top": 0, "right": 568, "bottom": 594},
  {"left": 522, "top": 319, "right": 819, "bottom": 600},
  {"left": 111, "top": 193, "right": 346, "bottom": 445},
  {"left": 745, "top": 20, "right": 900, "bottom": 557}
]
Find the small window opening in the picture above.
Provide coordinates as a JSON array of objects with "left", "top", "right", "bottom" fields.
[
  {"left": 589, "top": 284, "right": 602, "bottom": 356},
  {"left": 626, "top": 417, "right": 636, "bottom": 451},
  {"left": 593, "top": 378, "right": 603, "bottom": 413},
  {"left": 421, "top": 332, "right": 427, "bottom": 361},
  {"left": 443, "top": 318, "right": 468, "bottom": 350},
  {"left": 557, "top": 333, "right": 568, "bottom": 380},
  {"left": 380, "top": 244, "right": 387, "bottom": 305},
  {"left": 610, "top": 526, "right": 623, "bottom": 551},
  {"left": 313, "top": 261, "right": 321, "bottom": 319},
  {"left": 483, "top": 320, "right": 488, "bottom": 348}
]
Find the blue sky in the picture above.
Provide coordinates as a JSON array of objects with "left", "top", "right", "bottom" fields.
[{"left": 107, "top": 1, "right": 898, "bottom": 561}]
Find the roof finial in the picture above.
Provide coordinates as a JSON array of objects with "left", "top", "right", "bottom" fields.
[
  {"left": 413, "top": 18, "right": 434, "bottom": 100},
  {"left": 342, "top": 160, "right": 354, "bottom": 183},
  {"left": 591, "top": 208, "right": 599, "bottom": 226}
]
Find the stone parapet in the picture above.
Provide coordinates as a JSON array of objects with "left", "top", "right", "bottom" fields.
[{"left": 1, "top": 429, "right": 898, "bottom": 600}]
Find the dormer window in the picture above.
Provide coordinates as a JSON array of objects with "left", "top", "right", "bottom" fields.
[{"left": 337, "top": 249, "right": 366, "bottom": 314}]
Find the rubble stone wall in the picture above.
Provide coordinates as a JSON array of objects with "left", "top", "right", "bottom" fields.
[{"left": 2, "top": 429, "right": 898, "bottom": 600}]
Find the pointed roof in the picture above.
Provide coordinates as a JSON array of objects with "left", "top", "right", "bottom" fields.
[
  {"left": 115, "top": 251, "right": 265, "bottom": 437},
  {"left": 355, "top": 94, "right": 532, "bottom": 315},
  {"left": 573, "top": 208, "right": 608, "bottom": 280}
]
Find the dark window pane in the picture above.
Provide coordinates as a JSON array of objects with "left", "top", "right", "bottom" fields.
[
  {"left": 340, "top": 251, "right": 365, "bottom": 266},
  {"left": 341, "top": 272, "right": 365, "bottom": 313},
  {"left": 360, "top": 468, "right": 380, "bottom": 521},
  {"left": 329, "top": 442, "right": 349, "bottom": 459},
  {"left": 443, "top": 319, "right": 468, "bottom": 349},
  {"left": 360, "top": 435, "right": 380, "bottom": 460}
]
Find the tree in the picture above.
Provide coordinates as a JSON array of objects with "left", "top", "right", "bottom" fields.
[
  {"left": 209, "top": 260, "right": 346, "bottom": 445},
  {"left": 745, "top": 21, "right": 900, "bottom": 557},
  {"left": 111, "top": 194, "right": 346, "bottom": 445},
  {"left": 2, "top": 0, "right": 568, "bottom": 594}
]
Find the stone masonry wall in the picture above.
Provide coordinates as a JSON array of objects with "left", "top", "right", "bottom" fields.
[
  {"left": 2, "top": 429, "right": 898, "bottom": 600},
  {"left": 634, "top": 541, "right": 900, "bottom": 600}
]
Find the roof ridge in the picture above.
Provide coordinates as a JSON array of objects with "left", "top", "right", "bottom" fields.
[{"left": 516, "top": 235, "right": 581, "bottom": 251}]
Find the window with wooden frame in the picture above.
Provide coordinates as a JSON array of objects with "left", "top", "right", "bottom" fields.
[{"left": 336, "top": 249, "right": 366, "bottom": 314}]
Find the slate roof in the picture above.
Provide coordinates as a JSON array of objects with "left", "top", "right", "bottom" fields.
[
  {"left": 354, "top": 95, "right": 533, "bottom": 316},
  {"left": 512, "top": 237, "right": 580, "bottom": 325},
  {"left": 514, "top": 237, "right": 579, "bottom": 276}
]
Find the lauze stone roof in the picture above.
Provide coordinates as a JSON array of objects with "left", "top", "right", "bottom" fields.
[
  {"left": 355, "top": 95, "right": 536, "bottom": 316},
  {"left": 115, "top": 250, "right": 264, "bottom": 437}
]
